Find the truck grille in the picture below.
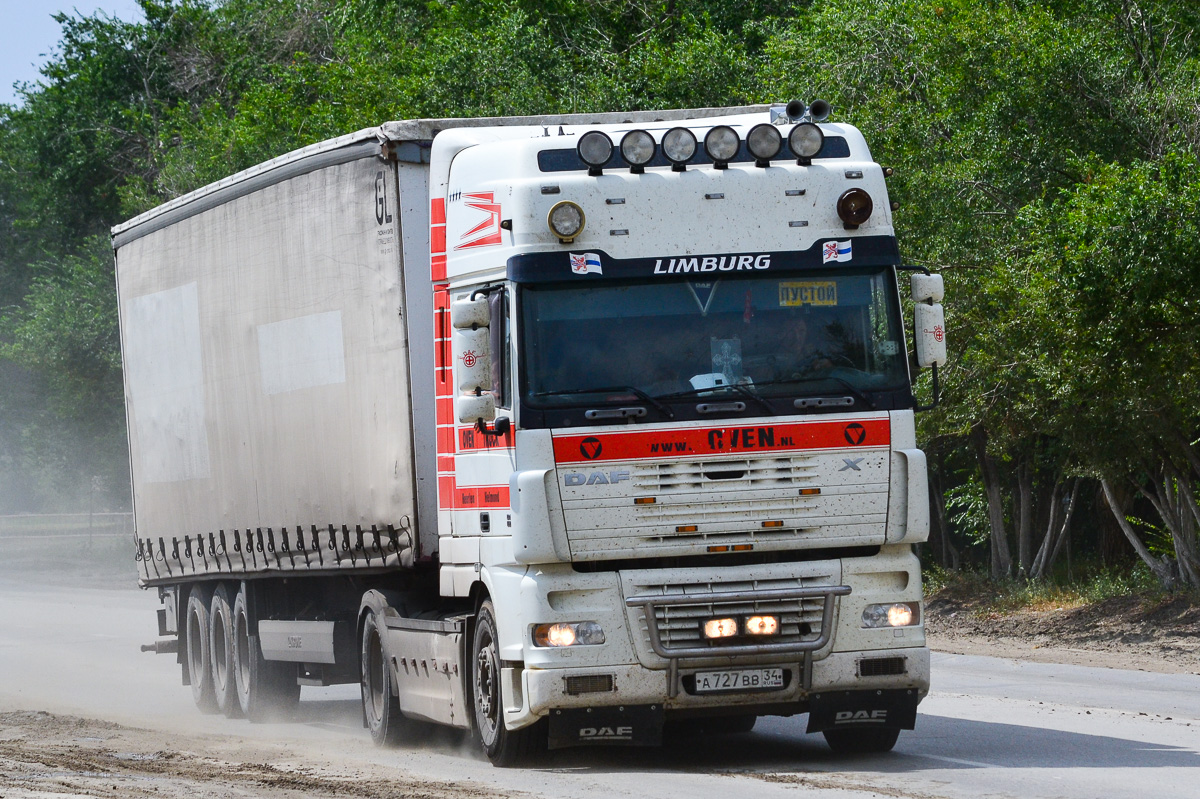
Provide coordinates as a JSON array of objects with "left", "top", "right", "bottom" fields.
[
  {"left": 633, "top": 456, "right": 817, "bottom": 493},
  {"left": 624, "top": 573, "right": 848, "bottom": 661}
]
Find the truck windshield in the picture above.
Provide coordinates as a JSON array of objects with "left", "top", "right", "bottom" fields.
[{"left": 519, "top": 269, "right": 908, "bottom": 412}]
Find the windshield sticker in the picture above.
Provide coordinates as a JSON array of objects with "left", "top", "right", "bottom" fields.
[
  {"left": 822, "top": 240, "right": 852, "bottom": 263},
  {"left": 570, "top": 252, "right": 603, "bottom": 275},
  {"left": 687, "top": 280, "right": 720, "bottom": 315},
  {"left": 780, "top": 281, "right": 838, "bottom": 306}
]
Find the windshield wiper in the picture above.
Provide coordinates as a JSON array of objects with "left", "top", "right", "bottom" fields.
[
  {"left": 530, "top": 385, "right": 675, "bottom": 419},
  {"left": 654, "top": 382, "right": 773, "bottom": 415},
  {"left": 752, "top": 375, "right": 877, "bottom": 410}
]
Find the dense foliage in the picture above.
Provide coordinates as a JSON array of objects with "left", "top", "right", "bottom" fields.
[{"left": 1, "top": 0, "right": 1197, "bottom": 586}]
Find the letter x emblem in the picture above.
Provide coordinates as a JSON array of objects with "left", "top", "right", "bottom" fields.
[{"left": 840, "top": 458, "right": 864, "bottom": 472}]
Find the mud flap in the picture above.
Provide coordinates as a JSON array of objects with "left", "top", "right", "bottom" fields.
[
  {"left": 547, "top": 705, "right": 664, "bottom": 749},
  {"left": 806, "top": 689, "right": 919, "bottom": 733}
]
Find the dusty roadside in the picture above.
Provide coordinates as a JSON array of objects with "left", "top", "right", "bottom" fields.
[
  {"left": 0, "top": 710, "right": 514, "bottom": 799},
  {"left": 925, "top": 589, "right": 1200, "bottom": 675}
]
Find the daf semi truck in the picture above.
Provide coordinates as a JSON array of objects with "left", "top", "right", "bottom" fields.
[{"left": 114, "top": 100, "right": 947, "bottom": 765}]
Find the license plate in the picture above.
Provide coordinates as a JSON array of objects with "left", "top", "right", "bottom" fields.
[{"left": 693, "top": 668, "right": 785, "bottom": 694}]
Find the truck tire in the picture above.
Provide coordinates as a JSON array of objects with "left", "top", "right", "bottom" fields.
[
  {"left": 209, "top": 583, "right": 242, "bottom": 718},
  {"left": 471, "top": 600, "right": 543, "bottom": 766},
  {"left": 184, "top": 586, "right": 219, "bottom": 714},
  {"left": 361, "top": 608, "right": 405, "bottom": 745},
  {"left": 822, "top": 727, "right": 901, "bottom": 754},
  {"left": 233, "top": 587, "right": 300, "bottom": 722}
]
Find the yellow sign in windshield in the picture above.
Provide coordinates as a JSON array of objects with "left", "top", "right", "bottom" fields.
[{"left": 779, "top": 281, "right": 838, "bottom": 306}]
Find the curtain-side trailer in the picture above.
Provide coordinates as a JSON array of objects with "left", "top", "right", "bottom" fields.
[{"left": 114, "top": 102, "right": 947, "bottom": 766}]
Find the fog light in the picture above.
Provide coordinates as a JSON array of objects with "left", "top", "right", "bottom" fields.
[
  {"left": 533, "top": 620, "right": 605, "bottom": 647},
  {"left": 744, "top": 615, "right": 779, "bottom": 635},
  {"left": 547, "top": 200, "right": 585, "bottom": 242},
  {"left": 861, "top": 602, "right": 920, "bottom": 628},
  {"left": 703, "top": 618, "right": 738, "bottom": 639}
]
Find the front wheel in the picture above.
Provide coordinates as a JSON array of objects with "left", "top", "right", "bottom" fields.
[
  {"left": 361, "top": 608, "right": 405, "bottom": 745},
  {"left": 822, "top": 727, "right": 901, "bottom": 754},
  {"left": 471, "top": 600, "right": 543, "bottom": 766}
]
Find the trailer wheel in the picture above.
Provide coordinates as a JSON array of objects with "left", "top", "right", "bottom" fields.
[
  {"left": 361, "top": 608, "right": 405, "bottom": 745},
  {"left": 184, "top": 586, "right": 219, "bottom": 714},
  {"left": 822, "top": 727, "right": 901, "bottom": 754},
  {"left": 209, "top": 583, "right": 242, "bottom": 718},
  {"left": 233, "top": 587, "right": 299, "bottom": 722},
  {"left": 471, "top": 600, "right": 543, "bottom": 766}
]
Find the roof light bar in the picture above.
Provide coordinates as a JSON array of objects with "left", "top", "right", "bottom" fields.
[
  {"left": 704, "top": 125, "right": 739, "bottom": 169},
  {"left": 747, "top": 123, "right": 783, "bottom": 167},
  {"left": 577, "top": 131, "right": 613, "bottom": 175},
  {"left": 620, "top": 130, "right": 655, "bottom": 173},
  {"left": 662, "top": 127, "right": 697, "bottom": 171}
]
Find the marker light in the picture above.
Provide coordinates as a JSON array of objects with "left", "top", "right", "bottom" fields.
[
  {"left": 789, "top": 122, "right": 824, "bottom": 163},
  {"left": 577, "top": 131, "right": 613, "bottom": 174},
  {"left": 703, "top": 618, "right": 739, "bottom": 639},
  {"left": 533, "top": 621, "right": 605, "bottom": 647},
  {"left": 620, "top": 130, "right": 656, "bottom": 172},
  {"left": 861, "top": 602, "right": 920, "bottom": 628},
  {"left": 837, "top": 188, "right": 874, "bottom": 227},
  {"left": 746, "top": 123, "right": 783, "bottom": 166},
  {"left": 662, "top": 127, "right": 697, "bottom": 169},
  {"left": 744, "top": 615, "right": 780, "bottom": 635},
  {"left": 547, "top": 200, "right": 585, "bottom": 242},
  {"left": 704, "top": 125, "right": 740, "bottom": 167}
]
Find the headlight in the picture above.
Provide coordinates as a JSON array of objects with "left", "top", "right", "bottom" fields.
[
  {"left": 577, "top": 130, "right": 613, "bottom": 173},
  {"left": 837, "top": 188, "right": 874, "bottom": 227},
  {"left": 704, "top": 125, "right": 740, "bottom": 167},
  {"left": 547, "top": 200, "right": 585, "bottom": 242},
  {"left": 861, "top": 602, "right": 920, "bottom": 628},
  {"left": 746, "top": 123, "right": 782, "bottom": 165},
  {"left": 662, "top": 127, "right": 697, "bottom": 169},
  {"left": 788, "top": 122, "right": 824, "bottom": 162},
  {"left": 620, "top": 129, "right": 656, "bottom": 172},
  {"left": 533, "top": 621, "right": 605, "bottom": 647}
]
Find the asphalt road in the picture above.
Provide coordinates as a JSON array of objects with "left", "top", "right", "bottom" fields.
[{"left": 0, "top": 577, "right": 1196, "bottom": 798}]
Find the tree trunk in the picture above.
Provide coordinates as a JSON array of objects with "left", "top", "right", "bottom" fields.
[
  {"left": 1016, "top": 459, "right": 1034, "bottom": 578},
  {"left": 973, "top": 428, "right": 1011, "bottom": 580},
  {"left": 1100, "top": 478, "right": 1176, "bottom": 588}
]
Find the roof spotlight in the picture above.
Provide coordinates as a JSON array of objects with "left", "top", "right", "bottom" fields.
[
  {"left": 788, "top": 122, "right": 824, "bottom": 165},
  {"left": 548, "top": 200, "right": 586, "bottom": 242},
  {"left": 577, "top": 131, "right": 613, "bottom": 175},
  {"left": 620, "top": 129, "right": 656, "bottom": 173},
  {"left": 747, "top": 123, "right": 783, "bottom": 167},
  {"left": 837, "top": 188, "right": 873, "bottom": 228},
  {"left": 704, "top": 125, "right": 740, "bottom": 169},
  {"left": 662, "top": 127, "right": 697, "bottom": 171}
]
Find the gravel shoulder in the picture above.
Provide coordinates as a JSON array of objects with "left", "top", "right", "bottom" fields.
[{"left": 925, "top": 589, "right": 1200, "bottom": 675}]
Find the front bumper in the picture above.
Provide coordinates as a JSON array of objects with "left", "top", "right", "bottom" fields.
[{"left": 520, "top": 645, "right": 929, "bottom": 719}]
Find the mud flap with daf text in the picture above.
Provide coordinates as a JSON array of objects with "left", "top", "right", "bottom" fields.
[
  {"left": 805, "top": 688, "right": 919, "bottom": 734},
  {"left": 547, "top": 704, "right": 665, "bottom": 750}
]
